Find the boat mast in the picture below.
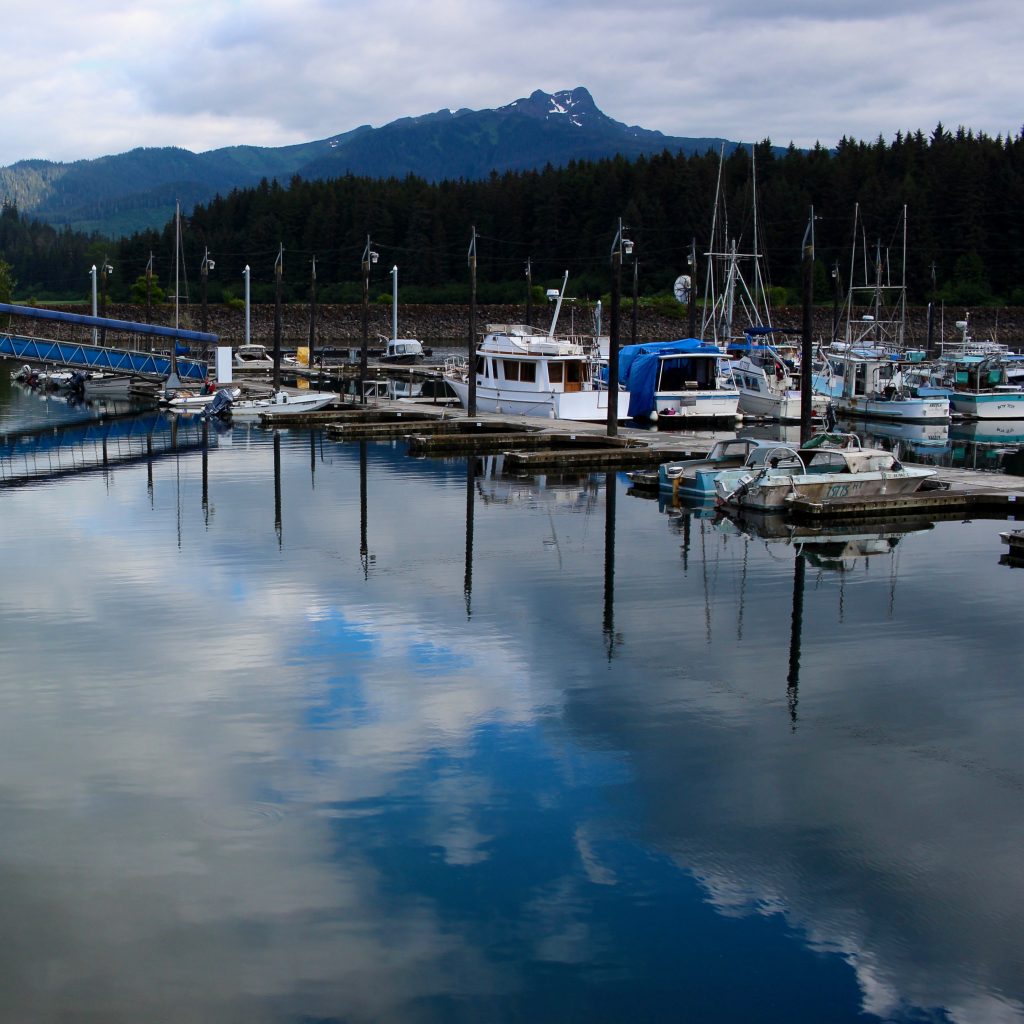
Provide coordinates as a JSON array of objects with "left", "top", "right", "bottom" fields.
[
  {"left": 547, "top": 270, "right": 570, "bottom": 339},
  {"left": 391, "top": 265, "right": 398, "bottom": 342},
  {"left": 165, "top": 200, "right": 183, "bottom": 392}
]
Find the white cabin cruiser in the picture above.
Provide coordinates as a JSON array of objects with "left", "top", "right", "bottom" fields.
[{"left": 443, "top": 272, "right": 630, "bottom": 422}]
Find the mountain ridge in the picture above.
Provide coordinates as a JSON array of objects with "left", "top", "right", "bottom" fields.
[{"left": 0, "top": 87, "right": 758, "bottom": 237}]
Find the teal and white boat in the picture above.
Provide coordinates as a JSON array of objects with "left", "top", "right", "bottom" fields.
[
  {"left": 628, "top": 437, "right": 781, "bottom": 499},
  {"left": 938, "top": 354, "right": 1024, "bottom": 419},
  {"left": 713, "top": 433, "right": 937, "bottom": 512}
]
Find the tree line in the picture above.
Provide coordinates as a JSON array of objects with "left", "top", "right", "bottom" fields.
[{"left": 2, "top": 124, "right": 1022, "bottom": 310}]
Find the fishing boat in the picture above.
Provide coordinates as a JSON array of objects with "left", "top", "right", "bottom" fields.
[
  {"left": 618, "top": 338, "right": 739, "bottom": 423},
  {"left": 814, "top": 205, "right": 950, "bottom": 423},
  {"left": 628, "top": 437, "right": 780, "bottom": 499},
  {"left": 815, "top": 348, "right": 950, "bottom": 422},
  {"left": 937, "top": 354, "right": 1024, "bottom": 419},
  {"left": 443, "top": 271, "right": 629, "bottom": 422},
  {"left": 729, "top": 330, "right": 828, "bottom": 421},
  {"left": 713, "top": 432, "right": 937, "bottom": 512}
]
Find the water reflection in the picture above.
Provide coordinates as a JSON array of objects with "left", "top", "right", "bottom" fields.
[{"left": 0, "top": 388, "right": 1022, "bottom": 1023}]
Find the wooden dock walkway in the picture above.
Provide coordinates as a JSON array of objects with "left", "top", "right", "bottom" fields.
[{"left": 255, "top": 396, "right": 1024, "bottom": 518}]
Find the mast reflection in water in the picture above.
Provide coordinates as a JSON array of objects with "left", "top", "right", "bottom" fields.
[{"left": 0, "top": 384, "right": 1021, "bottom": 1024}]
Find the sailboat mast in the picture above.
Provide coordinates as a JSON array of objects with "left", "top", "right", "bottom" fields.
[
  {"left": 547, "top": 270, "right": 569, "bottom": 338},
  {"left": 391, "top": 265, "right": 398, "bottom": 342}
]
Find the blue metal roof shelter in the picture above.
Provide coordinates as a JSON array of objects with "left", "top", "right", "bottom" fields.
[{"left": 0, "top": 302, "right": 217, "bottom": 381}]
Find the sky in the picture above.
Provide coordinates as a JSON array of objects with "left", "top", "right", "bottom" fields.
[{"left": 2, "top": 0, "right": 1021, "bottom": 167}]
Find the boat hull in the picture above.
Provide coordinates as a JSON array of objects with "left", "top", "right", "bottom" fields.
[
  {"left": 652, "top": 392, "right": 740, "bottom": 422},
  {"left": 716, "top": 468, "right": 935, "bottom": 512},
  {"left": 948, "top": 391, "right": 1024, "bottom": 419},
  {"left": 446, "top": 379, "right": 630, "bottom": 422},
  {"left": 228, "top": 390, "right": 337, "bottom": 418},
  {"left": 831, "top": 394, "right": 950, "bottom": 423}
]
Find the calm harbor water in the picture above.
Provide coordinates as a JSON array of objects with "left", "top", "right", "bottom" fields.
[{"left": 1, "top": 364, "right": 1022, "bottom": 1023}]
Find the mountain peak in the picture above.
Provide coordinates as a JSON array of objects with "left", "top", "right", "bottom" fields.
[{"left": 501, "top": 87, "right": 601, "bottom": 128}]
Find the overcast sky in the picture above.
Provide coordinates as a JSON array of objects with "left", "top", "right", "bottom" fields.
[{"left": 2, "top": 0, "right": 1021, "bottom": 167}]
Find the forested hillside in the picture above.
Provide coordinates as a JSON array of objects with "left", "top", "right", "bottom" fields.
[{"left": 2, "top": 125, "right": 1021, "bottom": 309}]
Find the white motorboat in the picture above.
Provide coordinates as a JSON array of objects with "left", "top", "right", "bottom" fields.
[
  {"left": 224, "top": 388, "right": 337, "bottom": 419},
  {"left": 443, "top": 271, "right": 629, "bottom": 422},
  {"left": 618, "top": 338, "right": 740, "bottom": 423},
  {"left": 164, "top": 385, "right": 240, "bottom": 412},
  {"left": 233, "top": 344, "right": 275, "bottom": 371},
  {"left": 713, "top": 432, "right": 937, "bottom": 512}
]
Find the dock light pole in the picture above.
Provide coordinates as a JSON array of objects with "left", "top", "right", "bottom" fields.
[
  {"left": 390, "top": 264, "right": 399, "bottom": 342},
  {"left": 468, "top": 226, "right": 477, "bottom": 415},
  {"left": 243, "top": 265, "right": 251, "bottom": 346},
  {"left": 273, "top": 244, "right": 283, "bottom": 390},
  {"left": 145, "top": 252, "right": 154, "bottom": 328},
  {"left": 607, "top": 217, "right": 633, "bottom": 438},
  {"left": 525, "top": 257, "right": 533, "bottom": 329},
  {"left": 90, "top": 264, "right": 98, "bottom": 344},
  {"left": 309, "top": 255, "right": 318, "bottom": 369},
  {"left": 200, "top": 248, "right": 215, "bottom": 333},
  {"left": 361, "top": 235, "right": 378, "bottom": 405},
  {"left": 631, "top": 257, "right": 639, "bottom": 345},
  {"left": 831, "top": 261, "right": 840, "bottom": 345},
  {"left": 688, "top": 240, "right": 698, "bottom": 338},
  {"left": 99, "top": 258, "right": 112, "bottom": 345}
]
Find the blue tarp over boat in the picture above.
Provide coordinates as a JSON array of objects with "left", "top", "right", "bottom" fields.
[{"left": 618, "top": 339, "right": 725, "bottom": 418}]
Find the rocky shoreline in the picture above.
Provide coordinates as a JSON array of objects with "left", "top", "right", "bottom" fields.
[{"left": 55, "top": 302, "right": 1024, "bottom": 348}]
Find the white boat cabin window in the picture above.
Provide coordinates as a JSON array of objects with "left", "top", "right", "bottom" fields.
[
  {"left": 658, "top": 356, "right": 715, "bottom": 391},
  {"left": 549, "top": 363, "right": 563, "bottom": 384},
  {"left": 502, "top": 360, "right": 537, "bottom": 383}
]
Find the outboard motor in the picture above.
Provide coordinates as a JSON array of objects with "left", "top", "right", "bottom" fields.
[
  {"left": 65, "top": 371, "right": 88, "bottom": 401},
  {"left": 204, "top": 387, "right": 235, "bottom": 419},
  {"left": 823, "top": 401, "right": 838, "bottom": 432}
]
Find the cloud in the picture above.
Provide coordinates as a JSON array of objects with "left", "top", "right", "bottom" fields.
[{"left": 1, "top": 0, "right": 1021, "bottom": 166}]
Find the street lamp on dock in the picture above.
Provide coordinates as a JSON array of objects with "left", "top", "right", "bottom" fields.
[
  {"left": 361, "top": 236, "right": 378, "bottom": 405},
  {"left": 607, "top": 218, "right": 633, "bottom": 438},
  {"left": 89, "top": 264, "right": 98, "bottom": 344}
]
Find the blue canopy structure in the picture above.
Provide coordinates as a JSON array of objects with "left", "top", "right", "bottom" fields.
[
  {"left": 0, "top": 302, "right": 216, "bottom": 381},
  {"left": 618, "top": 338, "right": 725, "bottom": 418}
]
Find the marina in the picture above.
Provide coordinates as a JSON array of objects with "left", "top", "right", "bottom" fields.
[{"left": 2, "top": 355, "right": 1023, "bottom": 1023}]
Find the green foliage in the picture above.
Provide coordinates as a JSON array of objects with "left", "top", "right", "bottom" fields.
[
  {"left": 0, "top": 257, "right": 15, "bottom": 303},
  {"left": 2, "top": 126, "right": 1023, "bottom": 306},
  {"left": 129, "top": 274, "right": 166, "bottom": 305}
]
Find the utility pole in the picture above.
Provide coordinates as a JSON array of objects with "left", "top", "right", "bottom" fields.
[{"left": 468, "top": 226, "right": 477, "bottom": 416}]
